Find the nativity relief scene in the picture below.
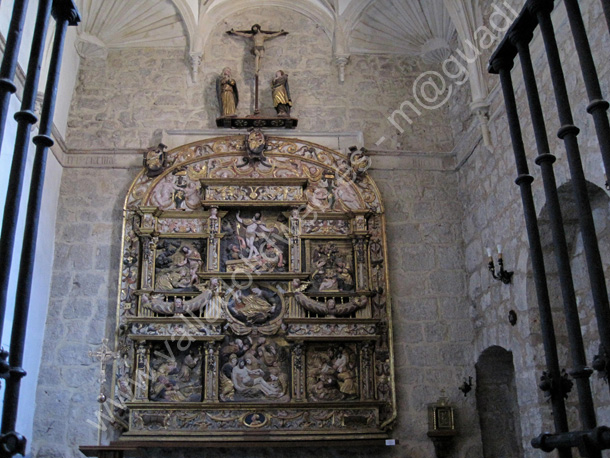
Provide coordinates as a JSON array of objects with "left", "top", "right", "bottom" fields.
[{"left": 109, "top": 131, "right": 396, "bottom": 442}]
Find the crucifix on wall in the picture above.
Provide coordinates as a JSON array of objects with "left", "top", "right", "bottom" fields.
[{"left": 227, "top": 24, "right": 288, "bottom": 114}]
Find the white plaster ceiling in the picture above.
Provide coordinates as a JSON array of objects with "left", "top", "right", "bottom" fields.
[
  {"left": 349, "top": 0, "right": 456, "bottom": 61},
  {"left": 74, "top": 0, "right": 457, "bottom": 62}
]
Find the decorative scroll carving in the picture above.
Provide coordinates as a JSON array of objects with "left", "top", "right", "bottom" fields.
[
  {"left": 286, "top": 322, "right": 377, "bottom": 338},
  {"left": 113, "top": 136, "right": 395, "bottom": 440},
  {"left": 205, "top": 184, "right": 303, "bottom": 202},
  {"left": 157, "top": 217, "right": 206, "bottom": 234},
  {"left": 129, "top": 322, "right": 223, "bottom": 338},
  {"left": 301, "top": 218, "right": 350, "bottom": 235},
  {"left": 128, "top": 407, "right": 379, "bottom": 432}
]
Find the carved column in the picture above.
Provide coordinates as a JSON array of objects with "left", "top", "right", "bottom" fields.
[
  {"left": 134, "top": 342, "right": 151, "bottom": 401},
  {"left": 292, "top": 342, "right": 305, "bottom": 401},
  {"left": 353, "top": 237, "right": 370, "bottom": 292},
  {"left": 352, "top": 213, "right": 370, "bottom": 294},
  {"left": 141, "top": 236, "right": 158, "bottom": 292},
  {"left": 207, "top": 206, "right": 221, "bottom": 272},
  {"left": 368, "top": 215, "right": 385, "bottom": 319},
  {"left": 204, "top": 341, "right": 219, "bottom": 401},
  {"left": 289, "top": 207, "right": 301, "bottom": 273},
  {"left": 359, "top": 342, "right": 375, "bottom": 401},
  {"left": 135, "top": 207, "right": 160, "bottom": 291}
]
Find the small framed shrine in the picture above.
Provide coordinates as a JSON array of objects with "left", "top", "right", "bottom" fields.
[{"left": 107, "top": 133, "right": 396, "bottom": 445}]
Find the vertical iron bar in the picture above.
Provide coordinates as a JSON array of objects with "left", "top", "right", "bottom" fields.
[
  {"left": 562, "top": 0, "right": 610, "bottom": 189},
  {"left": 490, "top": 54, "right": 572, "bottom": 458},
  {"left": 0, "top": 0, "right": 52, "bottom": 352},
  {"left": 1, "top": 0, "right": 79, "bottom": 438},
  {"left": 513, "top": 31, "right": 599, "bottom": 439},
  {"left": 530, "top": 0, "right": 610, "bottom": 390},
  {"left": 0, "top": 0, "right": 29, "bottom": 154}
]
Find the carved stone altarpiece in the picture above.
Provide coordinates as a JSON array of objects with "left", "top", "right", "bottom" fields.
[{"left": 109, "top": 135, "right": 396, "bottom": 444}]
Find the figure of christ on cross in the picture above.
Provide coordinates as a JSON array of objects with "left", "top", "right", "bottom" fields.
[
  {"left": 227, "top": 24, "right": 288, "bottom": 114},
  {"left": 227, "top": 24, "right": 288, "bottom": 75}
]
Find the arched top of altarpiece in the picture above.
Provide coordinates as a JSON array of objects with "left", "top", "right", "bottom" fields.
[{"left": 124, "top": 136, "right": 383, "bottom": 214}]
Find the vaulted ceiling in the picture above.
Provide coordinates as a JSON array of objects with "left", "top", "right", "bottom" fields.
[{"left": 74, "top": 0, "right": 458, "bottom": 62}]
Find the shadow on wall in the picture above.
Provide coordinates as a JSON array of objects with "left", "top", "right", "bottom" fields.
[{"left": 475, "top": 346, "right": 524, "bottom": 458}]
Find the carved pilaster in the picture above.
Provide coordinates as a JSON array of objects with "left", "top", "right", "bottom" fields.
[
  {"left": 359, "top": 342, "right": 375, "bottom": 401},
  {"left": 353, "top": 236, "right": 370, "bottom": 293},
  {"left": 134, "top": 342, "right": 151, "bottom": 401},
  {"left": 292, "top": 342, "right": 305, "bottom": 401},
  {"left": 140, "top": 235, "right": 157, "bottom": 291},
  {"left": 289, "top": 207, "right": 301, "bottom": 272},
  {"left": 204, "top": 341, "right": 219, "bottom": 401},
  {"left": 352, "top": 212, "right": 370, "bottom": 294},
  {"left": 207, "top": 206, "right": 221, "bottom": 272}
]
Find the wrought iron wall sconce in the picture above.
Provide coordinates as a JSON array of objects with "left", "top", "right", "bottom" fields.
[
  {"left": 427, "top": 392, "right": 457, "bottom": 458},
  {"left": 458, "top": 376, "right": 472, "bottom": 397},
  {"left": 486, "top": 245, "right": 513, "bottom": 284}
]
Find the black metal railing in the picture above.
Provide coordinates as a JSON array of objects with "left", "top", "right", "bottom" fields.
[
  {"left": 0, "top": 0, "right": 79, "bottom": 456},
  {"left": 489, "top": 0, "right": 610, "bottom": 456}
]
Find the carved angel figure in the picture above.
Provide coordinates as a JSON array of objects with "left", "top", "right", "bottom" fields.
[{"left": 291, "top": 280, "right": 367, "bottom": 317}]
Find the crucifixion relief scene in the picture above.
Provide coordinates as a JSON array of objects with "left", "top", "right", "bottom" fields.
[{"left": 0, "top": 0, "right": 610, "bottom": 458}]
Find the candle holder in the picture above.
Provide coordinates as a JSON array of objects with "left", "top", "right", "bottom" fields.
[{"left": 487, "top": 245, "right": 513, "bottom": 284}]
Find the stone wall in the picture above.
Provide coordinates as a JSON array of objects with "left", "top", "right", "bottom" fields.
[
  {"left": 455, "top": 0, "right": 610, "bottom": 455},
  {"left": 65, "top": 9, "right": 454, "bottom": 154},
  {"left": 32, "top": 168, "right": 135, "bottom": 458}
]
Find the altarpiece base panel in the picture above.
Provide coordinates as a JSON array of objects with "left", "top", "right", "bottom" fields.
[{"left": 108, "top": 135, "right": 396, "bottom": 443}]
